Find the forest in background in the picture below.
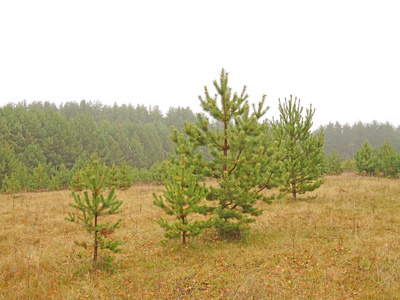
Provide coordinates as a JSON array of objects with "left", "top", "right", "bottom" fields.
[
  {"left": 1, "top": 100, "right": 400, "bottom": 191},
  {"left": 0, "top": 100, "right": 212, "bottom": 191},
  {"left": 320, "top": 121, "right": 400, "bottom": 159}
]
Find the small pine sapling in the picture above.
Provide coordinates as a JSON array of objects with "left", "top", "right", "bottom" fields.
[
  {"left": 324, "top": 149, "right": 343, "bottom": 175},
  {"left": 3, "top": 172, "right": 21, "bottom": 195},
  {"left": 70, "top": 168, "right": 87, "bottom": 191},
  {"left": 354, "top": 141, "right": 377, "bottom": 175},
  {"left": 153, "top": 161, "right": 210, "bottom": 244},
  {"left": 29, "top": 162, "right": 50, "bottom": 191},
  {"left": 100, "top": 163, "right": 132, "bottom": 190},
  {"left": 149, "top": 160, "right": 170, "bottom": 185},
  {"left": 66, "top": 159, "right": 123, "bottom": 264},
  {"left": 50, "top": 163, "right": 71, "bottom": 190},
  {"left": 116, "top": 161, "right": 133, "bottom": 190},
  {"left": 107, "top": 164, "right": 119, "bottom": 189},
  {"left": 376, "top": 141, "right": 400, "bottom": 178}
]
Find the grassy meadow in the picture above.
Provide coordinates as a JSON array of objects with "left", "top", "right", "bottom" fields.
[{"left": 1, "top": 172, "right": 400, "bottom": 299}]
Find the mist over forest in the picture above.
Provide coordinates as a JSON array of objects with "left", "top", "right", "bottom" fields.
[
  {"left": 320, "top": 121, "right": 400, "bottom": 160},
  {"left": 1, "top": 100, "right": 399, "bottom": 191}
]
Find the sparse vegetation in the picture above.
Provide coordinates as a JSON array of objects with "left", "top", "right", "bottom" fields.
[
  {"left": 2, "top": 73, "right": 400, "bottom": 299},
  {"left": 1, "top": 173, "right": 400, "bottom": 298}
]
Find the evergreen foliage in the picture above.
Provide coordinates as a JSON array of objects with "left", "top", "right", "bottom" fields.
[
  {"left": 375, "top": 141, "right": 400, "bottom": 178},
  {"left": 107, "top": 164, "right": 120, "bottom": 189},
  {"left": 320, "top": 121, "right": 400, "bottom": 159},
  {"left": 256, "top": 123, "right": 286, "bottom": 197},
  {"left": 115, "top": 162, "right": 133, "bottom": 190},
  {"left": 2, "top": 98, "right": 399, "bottom": 192},
  {"left": 342, "top": 159, "right": 355, "bottom": 171},
  {"left": 2, "top": 173, "right": 22, "bottom": 194},
  {"left": 0, "top": 101, "right": 198, "bottom": 191},
  {"left": 70, "top": 168, "right": 87, "bottom": 192},
  {"left": 66, "top": 158, "right": 122, "bottom": 264},
  {"left": 139, "top": 168, "right": 151, "bottom": 183},
  {"left": 153, "top": 160, "right": 210, "bottom": 244},
  {"left": 149, "top": 160, "right": 170, "bottom": 184},
  {"left": 0, "top": 142, "right": 15, "bottom": 188},
  {"left": 106, "top": 163, "right": 133, "bottom": 190},
  {"left": 9, "top": 161, "right": 29, "bottom": 192},
  {"left": 273, "top": 96, "right": 325, "bottom": 200},
  {"left": 49, "top": 164, "right": 71, "bottom": 190},
  {"left": 324, "top": 149, "right": 343, "bottom": 175},
  {"left": 172, "top": 69, "right": 270, "bottom": 236},
  {"left": 29, "top": 162, "right": 50, "bottom": 191},
  {"left": 354, "top": 141, "right": 377, "bottom": 175}
]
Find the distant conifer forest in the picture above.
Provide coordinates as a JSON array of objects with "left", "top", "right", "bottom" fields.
[{"left": 1, "top": 100, "right": 399, "bottom": 192}]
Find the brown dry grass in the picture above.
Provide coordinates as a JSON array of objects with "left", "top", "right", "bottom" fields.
[{"left": 1, "top": 173, "right": 400, "bottom": 299}]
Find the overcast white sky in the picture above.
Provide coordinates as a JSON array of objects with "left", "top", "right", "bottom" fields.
[{"left": 1, "top": 0, "right": 399, "bottom": 128}]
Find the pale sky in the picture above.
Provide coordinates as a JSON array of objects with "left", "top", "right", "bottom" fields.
[{"left": 1, "top": 1, "right": 399, "bottom": 128}]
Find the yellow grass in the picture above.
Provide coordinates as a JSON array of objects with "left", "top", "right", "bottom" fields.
[{"left": 1, "top": 173, "right": 400, "bottom": 299}]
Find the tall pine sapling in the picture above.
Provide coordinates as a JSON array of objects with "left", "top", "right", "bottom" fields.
[
  {"left": 153, "top": 160, "right": 210, "bottom": 244},
  {"left": 172, "top": 69, "right": 270, "bottom": 236},
  {"left": 66, "top": 159, "right": 122, "bottom": 264},
  {"left": 273, "top": 96, "right": 325, "bottom": 200}
]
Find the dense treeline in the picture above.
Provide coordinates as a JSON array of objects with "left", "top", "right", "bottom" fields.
[
  {"left": 320, "top": 121, "right": 400, "bottom": 160},
  {"left": 0, "top": 100, "right": 199, "bottom": 192},
  {"left": 2, "top": 99, "right": 400, "bottom": 193}
]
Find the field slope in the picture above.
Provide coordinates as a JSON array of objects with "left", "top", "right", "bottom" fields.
[{"left": 1, "top": 172, "right": 400, "bottom": 299}]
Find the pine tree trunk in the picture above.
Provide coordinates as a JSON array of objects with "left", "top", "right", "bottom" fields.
[
  {"left": 94, "top": 215, "right": 98, "bottom": 263},
  {"left": 182, "top": 230, "right": 186, "bottom": 245},
  {"left": 222, "top": 119, "right": 228, "bottom": 214},
  {"left": 292, "top": 182, "right": 297, "bottom": 200},
  {"left": 181, "top": 214, "right": 187, "bottom": 244},
  {"left": 223, "top": 121, "right": 228, "bottom": 173}
]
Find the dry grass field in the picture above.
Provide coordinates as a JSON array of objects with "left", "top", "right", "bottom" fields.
[{"left": 1, "top": 172, "right": 400, "bottom": 299}]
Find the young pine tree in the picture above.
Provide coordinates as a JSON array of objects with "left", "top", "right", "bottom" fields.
[
  {"left": 375, "top": 141, "right": 400, "bottom": 177},
  {"left": 324, "top": 149, "right": 343, "bottom": 175},
  {"left": 107, "top": 164, "right": 119, "bottom": 189},
  {"left": 171, "top": 69, "right": 270, "bottom": 236},
  {"left": 29, "top": 162, "right": 50, "bottom": 191},
  {"left": 50, "top": 163, "right": 71, "bottom": 190},
  {"left": 107, "top": 163, "right": 134, "bottom": 190},
  {"left": 153, "top": 160, "right": 210, "bottom": 244},
  {"left": 2, "top": 172, "right": 22, "bottom": 194},
  {"left": 149, "top": 160, "right": 170, "bottom": 185},
  {"left": 116, "top": 161, "right": 133, "bottom": 190},
  {"left": 66, "top": 159, "right": 122, "bottom": 264},
  {"left": 354, "top": 141, "right": 377, "bottom": 175},
  {"left": 70, "top": 168, "right": 87, "bottom": 191},
  {"left": 273, "top": 96, "right": 325, "bottom": 200}
]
